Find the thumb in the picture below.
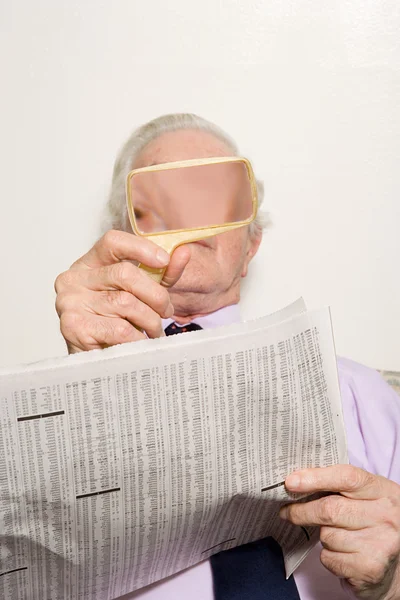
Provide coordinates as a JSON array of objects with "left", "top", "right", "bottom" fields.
[{"left": 161, "top": 245, "right": 191, "bottom": 288}]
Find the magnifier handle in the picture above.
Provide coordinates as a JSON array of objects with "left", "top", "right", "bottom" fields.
[{"left": 137, "top": 263, "right": 166, "bottom": 284}]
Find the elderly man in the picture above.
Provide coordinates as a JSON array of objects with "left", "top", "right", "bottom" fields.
[{"left": 55, "top": 114, "right": 400, "bottom": 600}]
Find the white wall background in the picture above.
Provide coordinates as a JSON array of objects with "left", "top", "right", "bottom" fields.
[{"left": 1, "top": 0, "right": 399, "bottom": 369}]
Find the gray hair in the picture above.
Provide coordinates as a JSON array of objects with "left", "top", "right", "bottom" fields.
[{"left": 102, "top": 113, "right": 269, "bottom": 237}]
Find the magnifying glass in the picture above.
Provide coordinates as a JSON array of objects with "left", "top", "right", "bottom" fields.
[{"left": 126, "top": 156, "right": 258, "bottom": 283}]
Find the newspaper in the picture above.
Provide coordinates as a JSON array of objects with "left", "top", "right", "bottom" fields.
[{"left": 0, "top": 300, "right": 348, "bottom": 600}]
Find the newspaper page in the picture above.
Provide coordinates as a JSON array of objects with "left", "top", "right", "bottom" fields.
[{"left": 0, "top": 302, "right": 348, "bottom": 600}]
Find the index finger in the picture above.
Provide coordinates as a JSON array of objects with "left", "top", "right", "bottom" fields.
[
  {"left": 72, "top": 230, "right": 170, "bottom": 270},
  {"left": 285, "top": 465, "right": 392, "bottom": 500}
]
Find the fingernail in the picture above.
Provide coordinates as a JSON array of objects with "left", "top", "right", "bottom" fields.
[
  {"left": 286, "top": 474, "right": 301, "bottom": 490},
  {"left": 279, "top": 507, "right": 288, "bottom": 520},
  {"left": 156, "top": 249, "right": 170, "bottom": 265}
]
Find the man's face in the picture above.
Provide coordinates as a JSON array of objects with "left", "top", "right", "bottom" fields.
[{"left": 132, "top": 129, "right": 261, "bottom": 316}]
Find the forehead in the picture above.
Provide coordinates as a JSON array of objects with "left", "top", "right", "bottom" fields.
[{"left": 133, "top": 129, "right": 234, "bottom": 168}]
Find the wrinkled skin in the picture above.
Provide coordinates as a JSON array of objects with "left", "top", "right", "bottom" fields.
[{"left": 281, "top": 465, "right": 400, "bottom": 599}]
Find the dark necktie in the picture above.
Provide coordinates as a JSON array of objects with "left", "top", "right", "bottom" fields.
[
  {"left": 164, "top": 319, "right": 300, "bottom": 599},
  {"left": 164, "top": 322, "right": 203, "bottom": 336},
  {"left": 210, "top": 537, "right": 300, "bottom": 599}
]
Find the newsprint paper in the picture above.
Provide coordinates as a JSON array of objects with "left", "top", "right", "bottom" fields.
[{"left": 0, "top": 300, "right": 348, "bottom": 600}]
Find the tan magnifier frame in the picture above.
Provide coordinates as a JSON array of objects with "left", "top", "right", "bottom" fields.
[{"left": 126, "top": 156, "right": 258, "bottom": 282}]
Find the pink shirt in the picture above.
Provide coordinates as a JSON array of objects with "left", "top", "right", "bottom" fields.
[{"left": 120, "top": 305, "right": 400, "bottom": 600}]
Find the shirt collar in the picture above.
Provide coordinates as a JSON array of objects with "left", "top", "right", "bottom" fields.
[{"left": 162, "top": 304, "right": 241, "bottom": 331}]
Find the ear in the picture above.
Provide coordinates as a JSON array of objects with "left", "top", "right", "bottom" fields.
[{"left": 241, "top": 229, "right": 262, "bottom": 278}]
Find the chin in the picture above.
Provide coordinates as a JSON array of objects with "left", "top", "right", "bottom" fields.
[
  {"left": 170, "top": 277, "right": 216, "bottom": 295},
  {"left": 170, "top": 262, "right": 218, "bottom": 294}
]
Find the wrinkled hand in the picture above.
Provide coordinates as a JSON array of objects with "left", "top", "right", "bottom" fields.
[
  {"left": 55, "top": 230, "right": 190, "bottom": 353},
  {"left": 280, "top": 465, "right": 400, "bottom": 600}
]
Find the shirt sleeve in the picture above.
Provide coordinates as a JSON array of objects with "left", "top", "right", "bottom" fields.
[{"left": 338, "top": 356, "right": 400, "bottom": 483}]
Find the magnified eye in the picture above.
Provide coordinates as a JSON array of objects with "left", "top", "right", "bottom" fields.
[
  {"left": 134, "top": 208, "right": 144, "bottom": 220},
  {"left": 133, "top": 207, "right": 164, "bottom": 233}
]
